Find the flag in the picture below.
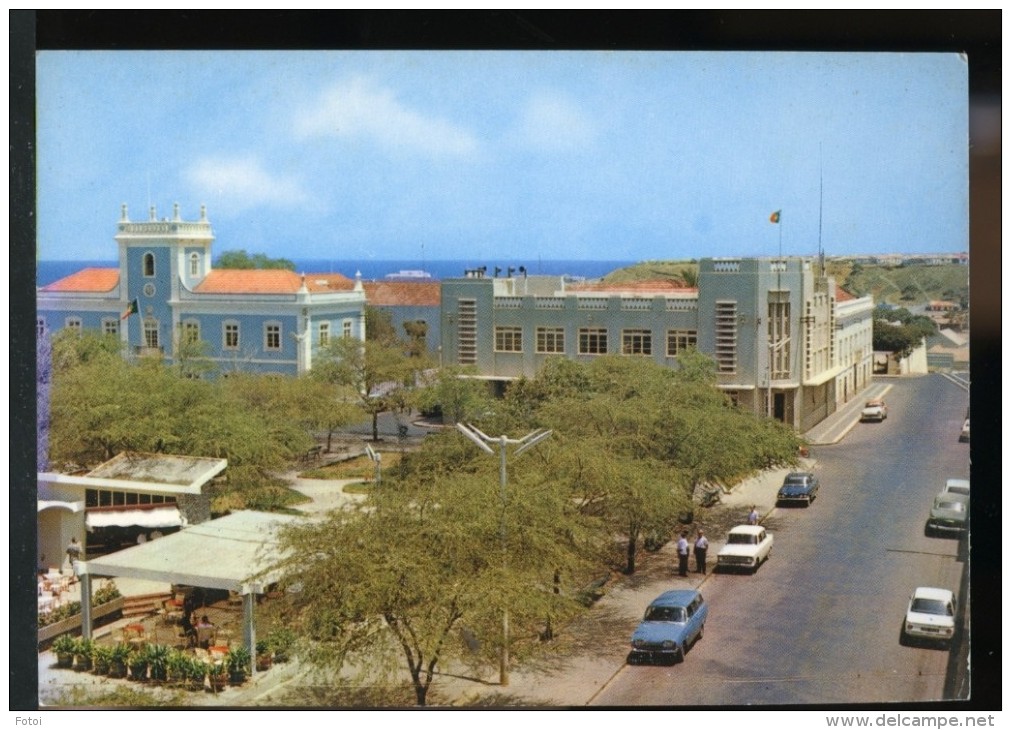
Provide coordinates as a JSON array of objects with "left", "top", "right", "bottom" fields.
[
  {"left": 769, "top": 210, "right": 781, "bottom": 224},
  {"left": 120, "top": 298, "right": 139, "bottom": 320}
]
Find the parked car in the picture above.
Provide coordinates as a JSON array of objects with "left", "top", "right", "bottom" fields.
[
  {"left": 629, "top": 589, "right": 708, "bottom": 664},
  {"left": 860, "top": 398, "right": 888, "bottom": 422},
  {"left": 716, "top": 525, "right": 773, "bottom": 573},
  {"left": 958, "top": 419, "right": 970, "bottom": 442},
  {"left": 901, "top": 587, "right": 957, "bottom": 647},
  {"left": 776, "top": 471, "right": 820, "bottom": 506},
  {"left": 925, "top": 492, "right": 969, "bottom": 537},
  {"left": 942, "top": 478, "right": 970, "bottom": 496}
]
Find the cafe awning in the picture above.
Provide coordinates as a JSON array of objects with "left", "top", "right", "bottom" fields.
[
  {"left": 85, "top": 506, "right": 183, "bottom": 530},
  {"left": 79, "top": 510, "right": 304, "bottom": 594}
]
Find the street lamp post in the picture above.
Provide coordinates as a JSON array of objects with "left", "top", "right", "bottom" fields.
[{"left": 456, "top": 422, "right": 552, "bottom": 686}]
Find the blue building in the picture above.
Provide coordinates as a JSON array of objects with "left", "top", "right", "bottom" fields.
[{"left": 37, "top": 204, "right": 367, "bottom": 375}]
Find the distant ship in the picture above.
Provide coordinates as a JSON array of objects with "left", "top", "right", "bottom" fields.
[{"left": 384, "top": 269, "right": 434, "bottom": 280}]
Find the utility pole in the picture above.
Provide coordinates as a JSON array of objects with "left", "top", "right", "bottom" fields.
[{"left": 456, "top": 423, "right": 552, "bottom": 686}]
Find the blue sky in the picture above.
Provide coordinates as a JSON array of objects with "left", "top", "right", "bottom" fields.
[{"left": 36, "top": 51, "right": 968, "bottom": 263}]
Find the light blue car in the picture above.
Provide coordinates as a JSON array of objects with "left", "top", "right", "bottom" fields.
[{"left": 629, "top": 589, "right": 708, "bottom": 664}]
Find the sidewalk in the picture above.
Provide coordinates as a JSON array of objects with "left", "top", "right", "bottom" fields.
[{"left": 803, "top": 382, "right": 892, "bottom": 445}]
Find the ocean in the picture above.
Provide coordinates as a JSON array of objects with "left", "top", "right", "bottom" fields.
[{"left": 36, "top": 259, "right": 637, "bottom": 287}]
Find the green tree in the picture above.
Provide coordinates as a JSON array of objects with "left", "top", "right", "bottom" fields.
[
  {"left": 413, "top": 366, "right": 493, "bottom": 425},
  {"left": 214, "top": 249, "right": 295, "bottom": 270},
  {"left": 312, "top": 337, "right": 418, "bottom": 442},
  {"left": 365, "top": 305, "right": 398, "bottom": 344},
  {"left": 277, "top": 450, "right": 594, "bottom": 706}
]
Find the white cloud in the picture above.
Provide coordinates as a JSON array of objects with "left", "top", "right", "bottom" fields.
[
  {"left": 516, "top": 93, "right": 598, "bottom": 152},
  {"left": 294, "top": 76, "right": 478, "bottom": 157},
  {"left": 184, "top": 157, "right": 309, "bottom": 212}
]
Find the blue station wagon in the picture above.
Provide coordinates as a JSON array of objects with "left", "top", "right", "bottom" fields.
[{"left": 629, "top": 589, "right": 708, "bottom": 664}]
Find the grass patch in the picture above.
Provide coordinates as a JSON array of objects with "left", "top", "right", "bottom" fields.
[
  {"left": 212, "top": 483, "right": 311, "bottom": 514},
  {"left": 301, "top": 452, "right": 404, "bottom": 480},
  {"left": 341, "top": 482, "right": 373, "bottom": 495}
]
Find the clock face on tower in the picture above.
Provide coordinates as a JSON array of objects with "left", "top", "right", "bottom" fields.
[{"left": 143, "top": 283, "right": 156, "bottom": 297}]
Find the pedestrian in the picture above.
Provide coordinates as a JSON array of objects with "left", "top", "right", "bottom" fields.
[
  {"left": 694, "top": 529, "right": 709, "bottom": 574},
  {"left": 676, "top": 531, "right": 690, "bottom": 577},
  {"left": 65, "top": 537, "right": 82, "bottom": 569},
  {"left": 748, "top": 505, "right": 759, "bottom": 525}
]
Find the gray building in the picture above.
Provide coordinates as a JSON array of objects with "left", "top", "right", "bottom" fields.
[{"left": 439, "top": 257, "right": 874, "bottom": 431}]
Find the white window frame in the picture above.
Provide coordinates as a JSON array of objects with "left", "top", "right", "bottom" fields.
[
  {"left": 666, "top": 329, "right": 698, "bottom": 357},
  {"left": 181, "top": 319, "right": 200, "bottom": 344},
  {"left": 143, "top": 318, "right": 160, "bottom": 349},
  {"left": 65, "top": 316, "right": 82, "bottom": 333},
  {"left": 264, "top": 321, "right": 282, "bottom": 352},
  {"left": 535, "top": 326, "right": 565, "bottom": 354},
  {"left": 102, "top": 318, "right": 119, "bottom": 337},
  {"left": 189, "top": 252, "right": 200, "bottom": 278},
  {"left": 621, "top": 328, "right": 652, "bottom": 356},
  {"left": 37, "top": 318, "right": 46, "bottom": 337},
  {"left": 342, "top": 320, "right": 353, "bottom": 339},
  {"left": 223, "top": 321, "right": 240, "bottom": 351},
  {"left": 578, "top": 327, "right": 608, "bottom": 355},
  {"left": 494, "top": 326, "right": 523, "bottom": 353},
  {"left": 319, "top": 321, "right": 330, "bottom": 346}
]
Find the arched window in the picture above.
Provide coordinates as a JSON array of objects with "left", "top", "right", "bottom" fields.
[
  {"left": 143, "top": 252, "right": 156, "bottom": 277},
  {"left": 189, "top": 252, "right": 200, "bottom": 278}
]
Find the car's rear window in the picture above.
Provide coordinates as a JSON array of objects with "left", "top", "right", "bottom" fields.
[
  {"left": 935, "top": 501, "right": 965, "bottom": 512},
  {"left": 784, "top": 476, "right": 808, "bottom": 485},
  {"left": 728, "top": 534, "right": 756, "bottom": 545},
  {"left": 645, "top": 606, "right": 686, "bottom": 622},
  {"left": 911, "top": 598, "right": 952, "bottom": 616}
]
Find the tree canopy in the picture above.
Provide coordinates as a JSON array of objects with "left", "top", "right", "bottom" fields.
[{"left": 214, "top": 249, "right": 295, "bottom": 270}]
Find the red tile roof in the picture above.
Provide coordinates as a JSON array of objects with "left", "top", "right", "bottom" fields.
[
  {"left": 302, "top": 273, "right": 356, "bottom": 293},
  {"left": 567, "top": 279, "right": 697, "bottom": 294},
  {"left": 834, "top": 285, "right": 857, "bottom": 302},
  {"left": 194, "top": 270, "right": 355, "bottom": 294},
  {"left": 39, "top": 268, "right": 120, "bottom": 293},
  {"left": 363, "top": 281, "right": 441, "bottom": 307}
]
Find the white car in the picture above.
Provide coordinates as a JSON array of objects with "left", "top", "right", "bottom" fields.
[
  {"left": 901, "top": 587, "right": 957, "bottom": 647},
  {"left": 959, "top": 419, "right": 969, "bottom": 442},
  {"left": 716, "top": 525, "right": 773, "bottom": 574},
  {"left": 860, "top": 398, "right": 888, "bottom": 422},
  {"left": 942, "top": 478, "right": 970, "bottom": 496}
]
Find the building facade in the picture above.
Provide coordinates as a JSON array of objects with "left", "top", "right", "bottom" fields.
[
  {"left": 439, "top": 257, "right": 874, "bottom": 431},
  {"left": 37, "top": 204, "right": 367, "bottom": 375}
]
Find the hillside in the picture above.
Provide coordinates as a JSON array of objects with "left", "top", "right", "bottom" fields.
[
  {"left": 826, "top": 261, "right": 968, "bottom": 308},
  {"left": 601, "top": 260, "right": 969, "bottom": 310}
]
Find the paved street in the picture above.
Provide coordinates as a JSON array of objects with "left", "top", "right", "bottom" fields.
[{"left": 37, "top": 376, "right": 972, "bottom": 708}]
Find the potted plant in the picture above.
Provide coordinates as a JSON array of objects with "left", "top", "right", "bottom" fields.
[
  {"left": 225, "top": 645, "right": 251, "bottom": 685},
  {"left": 91, "top": 644, "right": 112, "bottom": 675},
  {"left": 267, "top": 628, "right": 295, "bottom": 663},
  {"left": 207, "top": 661, "right": 227, "bottom": 693},
  {"left": 52, "top": 635, "right": 76, "bottom": 669},
  {"left": 255, "top": 639, "right": 272, "bottom": 671},
  {"left": 145, "top": 643, "right": 171, "bottom": 683},
  {"left": 108, "top": 643, "right": 130, "bottom": 678},
  {"left": 73, "top": 637, "right": 95, "bottom": 671},
  {"left": 128, "top": 647, "right": 149, "bottom": 681},
  {"left": 185, "top": 656, "right": 208, "bottom": 692},
  {"left": 165, "top": 648, "right": 189, "bottom": 687}
]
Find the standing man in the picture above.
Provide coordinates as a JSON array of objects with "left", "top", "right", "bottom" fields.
[
  {"left": 694, "top": 529, "right": 709, "bottom": 574},
  {"left": 748, "top": 506, "right": 760, "bottom": 525},
  {"left": 676, "top": 531, "right": 690, "bottom": 577}
]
